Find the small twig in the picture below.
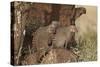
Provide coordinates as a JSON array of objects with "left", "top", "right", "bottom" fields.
[
  {"left": 28, "top": 45, "right": 32, "bottom": 55},
  {"left": 16, "top": 43, "right": 23, "bottom": 64}
]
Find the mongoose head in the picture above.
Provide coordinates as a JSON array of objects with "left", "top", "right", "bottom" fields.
[{"left": 48, "top": 21, "right": 59, "bottom": 34}]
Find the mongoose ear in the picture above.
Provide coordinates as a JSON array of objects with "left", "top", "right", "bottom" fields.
[{"left": 70, "top": 25, "right": 78, "bottom": 32}]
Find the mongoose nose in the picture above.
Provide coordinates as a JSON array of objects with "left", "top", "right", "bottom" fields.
[
  {"left": 83, "top": 9, "right": 86, "bottom": 14},
  {"left": 82, "top": 7, "right": 86, "bottom": 14}
]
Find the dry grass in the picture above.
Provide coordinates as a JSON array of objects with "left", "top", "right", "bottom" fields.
[{"left": 76, "top": 30, "right": 97, "bottom": 61}]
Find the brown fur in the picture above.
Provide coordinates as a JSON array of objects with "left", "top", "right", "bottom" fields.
[
  {"left": 52, "top": 25, "right": 77, "bottom": 49},
  {"left": 22, "top": 53, "right": 37, "bottom": 65},
  {"left": 41, "top": 48, "right": 79, "bottom": 64}
]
